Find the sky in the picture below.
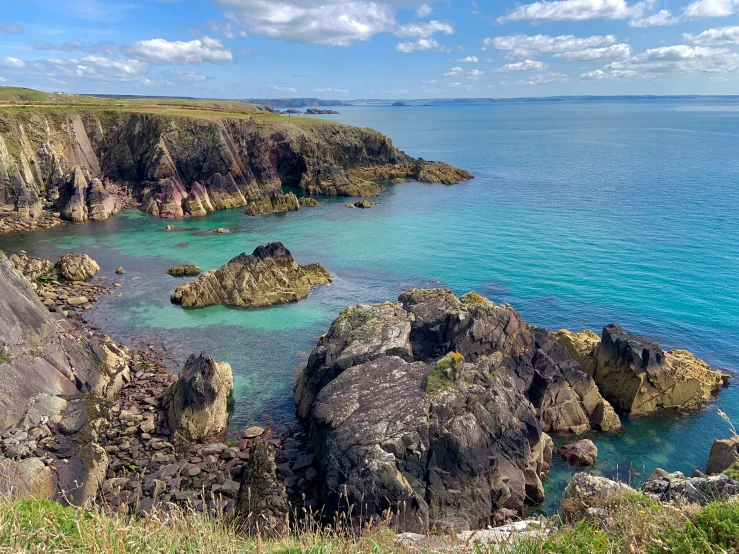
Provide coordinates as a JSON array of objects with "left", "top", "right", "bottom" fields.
[{"left": 1, "top": 0, "right": 739, "bottom": 99}]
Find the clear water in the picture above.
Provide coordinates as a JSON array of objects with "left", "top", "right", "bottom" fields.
[{"left": 3, "top": 99, "right": 739, "bottom": 512}]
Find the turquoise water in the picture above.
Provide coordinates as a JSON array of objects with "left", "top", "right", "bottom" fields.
[{"left": 3, "top": 100, "right": 739, "bottom": 512}]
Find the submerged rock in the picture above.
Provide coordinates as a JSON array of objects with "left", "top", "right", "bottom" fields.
[
  {"left": 556, "top": 324, "right": 728, "bottom": 415},
  {"left": 163, "top": 352, "right": 234, "bottom": 443},
  {"left": 166, "top": 265, "right": 200, "bottom": 277},
  {"left": 557, "top": 439, "right": 598, "bottom": 467},
  {"left": 57, "top": 253, "right": 100, "bottom": 282},
  {"left": 295, "top": 288, "right": 622, "bottom": 531},
  {"left": 170, "top": 242, "right": 331, "bottom": 309}
]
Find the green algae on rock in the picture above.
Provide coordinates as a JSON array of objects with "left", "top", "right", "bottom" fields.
[
  {"left": 166, "top": 265, "right": 201, "bottom": 277},
  {"left": 170, "top": 242, "right": 331, "bottom": 309}
]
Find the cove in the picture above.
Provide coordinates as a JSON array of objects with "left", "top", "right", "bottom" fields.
[{"left": 2, "top": 99, "right": 739, "bottom": 513}]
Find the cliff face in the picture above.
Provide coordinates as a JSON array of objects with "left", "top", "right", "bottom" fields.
[{"left": 0, "top": 110, "right": 470, "bottom": 223}]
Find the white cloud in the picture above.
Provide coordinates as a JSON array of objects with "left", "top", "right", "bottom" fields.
[
  {"left": 0, "top": 57, "right": 26, "bottom": 69},
  {"left": 0, "top": 21, "right": 23, "bottom": 34},
  {"left": 497, "top": 0, "right": 645, "bottom": 23},
  {"left": 421, "top": 79, "right": 438, "bottom": 83},
  {"left": 501, "top": 72, "right": 569, "bottom": 85},
  {"left": 126, "top": 37, "right": 232, "bottom": 64},
  {"left": 32, "top": 39, "right": 119, "bottom": 57},
  {"left": 682, "top": 0, "right": 739, "bottom": 19},
  {"left": 467, "top": 69, "right": 485, "bottom": 79},
  {"left": 162, "top": 70, "right": 208, "bottom": 82},
  {"left": 554, "top": 43, "right": 632, "bottom": 60},
  {"left": 685, "top": 25, "right": 739, "bottom": 44},
  {"left": 0, "top": 77, "right": 6, "bottom": 82},
  {"left": 216, "top": 0, "right": 395, "bottom": 46},
  {"left": 629, "top": 9, "right": 678, "bottom": 27},
  {"left": 493, "top": 59, "right": 549, "bottom": 71},
  {"left": 395, "top": 20, "right": 453, "bottom": 38},
  {"left": 416, "top": 4, "right": 433, "bottom": 17},
  {"left": 314, "top": 87, "right": 349, "bottom": 93},
  {"left": 605, "top": 44, "right": 739, "bottom": 77},
  {"left": 457, "top": 55, "right": 478, "bottom": 62},
  {"left": 271, "top": 85, "right": 297, "bottom": 93},
  {"left": 443, "top": 66, "right": 464, "bottom": 76},
  {"left": 396, "top": 37, "right": 444, "bottom": 52},
  {"left": 581, "top": 69, "right": 610, "bottom": 79},
  {"left": 484, "top": 34, "right": 617, "bottom": 59}
]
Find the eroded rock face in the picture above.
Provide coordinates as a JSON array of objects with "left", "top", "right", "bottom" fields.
[
  {"left": 171, "top": 242, "right": 331, "bottom": 309},
  {"left": 707, "top": 436, "right": 739, "bottom": 475},
  {"left": 236, "top": 440, "right": 289, "bottom": 535},
  {"left": 57, "top": 253, "right": 100, "bottom": 282},
  {"left": 556, "top": 324, "right": 728, "bottom": 415},
  {"left": 295, "top": 288, "right": 621, "bottom": 531},
  {"left": 163, "top": 352, "right": 233, "bottom": 443},
  {"left": 0, "top": 110, "right": 471, "bottom": 224},
  {"left": 244, "top": 191, "right": 299, "bottom": 216}
]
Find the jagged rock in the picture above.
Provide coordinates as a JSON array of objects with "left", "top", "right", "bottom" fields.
[
  {"left": 236, "top": 440, "right": 289, "bottom": 535},
  {"left": 57, "top": 253, "right": 100, "bottom": 281},
  {"left": 8, "top": 251, "right": 55, "bottom": 281},
  {"left": 87, "top": 179, "right": 118, "bottom": 221},
  {"left": 171, "top": 242, "right": 331, "bottom": 309},
  {"left": 296, "top": 289, "right": 626, "bottom": 530},
  {"left": 557, "top": 440, "right": 598, "bottom": 467},
  {"left": 55, "top": 442, "right": 109, "bottom": 506},
  {"left": 641, "top": 468, "right": 739, "bottom": 505},
  {"left": 163, "top": 352, "right": 234, "bottom": 443},
  {"left": 707, "top": 436, "right": 739, "bottom": 475},
  {"left": 166, "top": 265, "right": 200, "bottom": 277},
  {"left": 298, "top": 197, "right": 318, "bottom": 207},
  {"left": 244, "top": 191, "right": 299, "bottom": 216},
  {"left": 60, "top": 167, "right": 89, "bottom": 223},
  {"left": 296, "top": 289, "right": 619, "bottom": 436},
  {"left": 556, "top": 324, "right": 728, "bottom": 415}
]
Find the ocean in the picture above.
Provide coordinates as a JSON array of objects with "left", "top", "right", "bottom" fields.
[{"left": 3, "top": 99, "right": 739, "bottom": 511}]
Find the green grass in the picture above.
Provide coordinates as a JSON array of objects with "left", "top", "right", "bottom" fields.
[{"left": 423, "top": 352, "right": 463, "bottom": 394}]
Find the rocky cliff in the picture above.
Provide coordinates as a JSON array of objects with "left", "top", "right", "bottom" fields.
[{"left": 0, "top": 106, "right": 471, "bottom": 226}]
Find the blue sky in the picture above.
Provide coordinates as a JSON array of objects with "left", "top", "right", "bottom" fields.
[{"left": 1, "top": 0, "right": 738, "bottom": 98}]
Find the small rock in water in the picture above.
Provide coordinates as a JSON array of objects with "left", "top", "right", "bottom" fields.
[
  {"left": 243, "top": 426, "right": 265, "bottom": 439},
  {"left": 115, "top": 267, "right": 126, "bottom": 274},
  {"left": 557, "top": 439, "right": 598, "bottom": 467}
]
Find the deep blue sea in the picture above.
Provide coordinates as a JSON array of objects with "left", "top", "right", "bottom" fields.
[{"left": 2, "top": 99, "right": 739, "bottom": 512}]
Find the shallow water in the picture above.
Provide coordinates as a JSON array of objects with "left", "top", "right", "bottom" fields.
[{"left": 3, "top": 99, "right": 739, "bottom": 513}]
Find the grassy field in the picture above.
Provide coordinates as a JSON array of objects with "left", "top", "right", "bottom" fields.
[
  {"left": 1, "top": 492, "right": 738, "bottom": 554},
  {"left": 0, "top": 86, "right": 335, "bottom": 127}
]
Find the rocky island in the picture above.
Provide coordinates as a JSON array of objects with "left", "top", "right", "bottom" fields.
[
  {"left": 0, "top": 87, "right": 472, "bottom": 232},
  {"left": 171, "top": 242, "right": 331, "bottom": 309}
]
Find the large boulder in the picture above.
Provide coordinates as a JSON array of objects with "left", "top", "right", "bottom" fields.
[
  {"left": 556, "top": 324, "right": 728, "bottom": 415},
  {"left": 557, "top": 439, "right": 598, "bottom": 467},
  {"left": 8, "top": 251, "right": 55, "bottom": 281},
  {"left": 295, "top": 288, "right": 622, "bottom": 530},
  {"left": 57, "top": 253, "right": 100, "bottom": 282},
  {"left": 707, "top": 436, "right": 739, "bottom": 475},
  {"left": 170, "top": 242, "right": 331, "bottom": 309},
  {"left": 560, "top": 472, "right": 637, "bottom": 523},
  {"left": 166, "top": 265, "right": 200, "bottom": 277},
  {"left": 163, "top": 352, "right": 233, "bottom": 443}
]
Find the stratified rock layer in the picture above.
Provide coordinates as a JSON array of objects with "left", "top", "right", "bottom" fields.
[
  {"left": 171, "top": 242, "right": 331, "bottom": 309},
  {"left": 0, "top": 110, "right": 472, "bottom": 226},
  {"left": 555, "top": 324, "right": 728, "bottom": 415},
  {"left": 294, "top": 289, "right": 620, "bottom": 531}
]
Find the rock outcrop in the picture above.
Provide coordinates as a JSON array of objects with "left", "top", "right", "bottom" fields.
[
  {"left": 0, "top": 251, "right": 130, "bottom": 504},
  {"left": 707, "top": 436, "right": 739, "bottom": 475},
  {"left": 166, "top": 265, "right": 200, "bottom": 277},
  {"left": 294, "top": 289, "right": 622, "bottom": 531},
  {"left": 555, "top": 324, "right": 728, "bottom": 415},
  {"left": 171, "top": 242, "right": 331, "bottom": 309},
  {"left": 642, "top": 468, "right": 739, "bottom": 505},
  {"left": 244, "top": 191, "right": 299, "bottom": 216},
  {"left": 0, "top": 107, "right": 472, "bottom": 226},
  {"left": 57, "top": 253, "right": 100, "bottom": 282},
  {"left": 8, "top": 251, "right": 55, "bottom": 281},
  {"left": 163, "top": 352, "right": 234, "bottom": 443}
]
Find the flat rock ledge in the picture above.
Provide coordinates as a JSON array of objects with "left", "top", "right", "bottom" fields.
[
  {"left": 555, "top": 324, "right": 729, "bottom": 415},
  {"left": 170, "top": 242, "right": 331, "bottom": 309}
]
